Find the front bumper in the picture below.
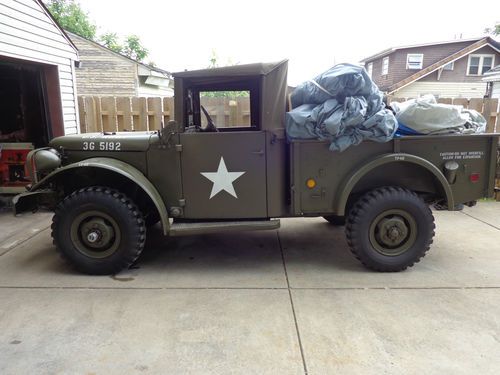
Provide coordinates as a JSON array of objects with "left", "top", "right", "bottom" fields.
[{"left": 12, "top": 190, "right": 58, "bottom": 215}]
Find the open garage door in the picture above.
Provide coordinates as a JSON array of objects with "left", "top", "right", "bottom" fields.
[{"left": 0, "top": 57, "right": 64, "bottom": 194}]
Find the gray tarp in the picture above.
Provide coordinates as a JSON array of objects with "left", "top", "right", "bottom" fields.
[
  {"left": 286, "top": 64, "right": 397, "bottom": 151},
  {"left": 391, "top": 95, "right": 486, "bottom": 135}
]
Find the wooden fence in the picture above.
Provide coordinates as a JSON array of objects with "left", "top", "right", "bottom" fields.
[
  {"left": 79, "top": 96, "right": 499, "bottom": 134},
  {"left": 388, "top": 97, "right": 499, "bottom": 133},
  {"left": 77, "top": 96, "right": 251, "bottom": 133}
]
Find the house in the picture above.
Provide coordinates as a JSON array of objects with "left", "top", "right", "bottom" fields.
[
  {"left": 361, "top": 37, "right": 500, "bottom": 99},
  {"left": 0, "top": 0, "right": 79, "bottom": 143},
  {"left": 67, "top": 32, "right": 173, "bottom": 97},
  {"left": 483, "top": 65, "right": 500, "bottom": 99}
]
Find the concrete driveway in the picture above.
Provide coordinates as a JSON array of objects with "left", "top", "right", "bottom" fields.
[{"left": 0, "top": 203, "right": 499, "bottom": 374}]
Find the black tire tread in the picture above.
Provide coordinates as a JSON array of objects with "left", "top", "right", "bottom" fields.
[
  {"left": 51, "top": 186, "right": 146, "bottom": 275},
  {"left": 345, "top": 186, "right": 435, "bottom": 272}
]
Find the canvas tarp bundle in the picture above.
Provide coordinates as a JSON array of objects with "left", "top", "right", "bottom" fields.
[
  {"left": 286, "top": 64, "right": 397, "bottom": 151},
  {"left": 391, "top": 95, "right": 486, "bottom": 135}
]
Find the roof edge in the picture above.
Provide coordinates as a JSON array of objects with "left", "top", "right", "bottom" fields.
[
  {"left": 360, "top": 36, "right": 490, "bottom": 63},
  {"left": 66, "top": 31, "right": 171, "bottom": 76},
  {"left": 387, "top": 38, "right": 498, "bottom": 94},
  {"left": 36, "top": 0, "right": 79, "bottom": 56}
]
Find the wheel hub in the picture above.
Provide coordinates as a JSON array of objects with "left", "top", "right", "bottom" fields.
[
  {"left": 377, "top": 217, "right": 408, "bottom": 247},
  {"left": 87, "top": 231, "right": 100, "bottom": 243},
  {"left": 368, "top": 209, "right": 418, "bottom": 257},
  {"left": 70, "top": 211, "right": 121, "bottom": 258}
]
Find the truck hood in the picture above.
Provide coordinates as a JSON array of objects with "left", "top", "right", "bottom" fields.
[{"left": 50, "top": 132, "right": 157, "bottom": 152}]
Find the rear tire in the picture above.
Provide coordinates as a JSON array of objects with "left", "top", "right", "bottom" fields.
[
  {"left": 51, "top": 186, "right": 146, "bottom": 275},
  {"left": 346, "top": 187, "right": 435, "bottom": 272}
]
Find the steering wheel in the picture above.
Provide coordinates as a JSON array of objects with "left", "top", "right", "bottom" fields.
[{"left": 200, "top": 105, "right": 219, "bottom": 132}]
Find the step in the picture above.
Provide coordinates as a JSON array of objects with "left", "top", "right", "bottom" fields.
[{"left": 169, "top": 219, "right": 280, "bottom": 236}]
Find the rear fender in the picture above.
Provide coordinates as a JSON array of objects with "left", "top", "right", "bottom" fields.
[{"left": 334, "top": 153, "right": 454, "bottom": 215}]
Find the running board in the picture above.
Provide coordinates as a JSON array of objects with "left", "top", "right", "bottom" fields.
[{"left": 169, "top": 219, "right": 280, "bottom": 236}]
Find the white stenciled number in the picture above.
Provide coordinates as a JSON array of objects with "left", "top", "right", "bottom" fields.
[{"left": 98, "top": 142, "right": 121, "bottom": 151}]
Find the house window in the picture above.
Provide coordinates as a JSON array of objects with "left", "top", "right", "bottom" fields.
[
  {"left": 382, "top": 57, "right": 389, "bottom": 75},
  {"left": 443, "top": 61, "right": 454, "bottom": 70},
  {"left": 406, "top": 54, "right": 423, "bottom": 70},
  {"left": 467, "top": 55, "right": 495, "bottom": 76},
  {"left": 366, "top": 63, "right": 373, "bottom": 78}
]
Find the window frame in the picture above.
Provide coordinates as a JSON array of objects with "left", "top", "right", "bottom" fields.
[
  {"left": 443, "top": 61, "right": 454, "bottom": 71},
  {"left": 382, "top": 57, "right": 389, "bottom": 76},
  {"left": 366, "top": 62, "right": 373, "bottom": 78},
  {"left": 466, "top": 54, "right": 495, "bottom": 76},
  {"left": 406, "top": 53, "right": 424, "bottom": 70}
]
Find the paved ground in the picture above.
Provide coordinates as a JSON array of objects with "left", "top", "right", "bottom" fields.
[{"left": 0, "top": 203, "right": 499, "bottom": 374}]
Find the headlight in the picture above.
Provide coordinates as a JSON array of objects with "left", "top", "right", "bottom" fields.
[{"left": 27, "top": 148, "right": 61, "bottom": 183}]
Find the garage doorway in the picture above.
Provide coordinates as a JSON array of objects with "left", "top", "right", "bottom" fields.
[{"left": 0, "top": 57, "right": 64, "bottom": 195}]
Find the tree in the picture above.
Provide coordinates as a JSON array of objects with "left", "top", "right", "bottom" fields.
[
  {"left": 122, "top": 35, "right": 148, "bottom": 62},
  {"left": 100, "top": 32, "right": 122, "bottom": 54},
  {"left": 45, "top": 0, "right": 96, "bottom": 40},
  {"left": 203, "top": 51, "right": 249, "bottom": 98},
  {"left": 485, "top": 23, "right": 500, "bottom": 36}
]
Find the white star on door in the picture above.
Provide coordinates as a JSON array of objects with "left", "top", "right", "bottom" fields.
[{"left": 200, "top": 157, "right": 246, "bottom": 199}]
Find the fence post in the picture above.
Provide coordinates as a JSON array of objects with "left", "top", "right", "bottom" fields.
[
  {"left": 147, "top": 97, "right": 162, "bottom": 130},
  {"left": 483, "top": 98, "right": 499, "bottom": 133},
  {"left": 100, "top": 97, "right": 117, "bottom": 132},
  {"left": 116, "top": 97, "right": 132, "bottom": 131},
  {"left": 78, "top": 96, "right": 86, "bottom": 133},
  {"left": 131, "top": 97, "right": 148, "bottom": 131},
  {"left": 162, "top": 97, "right": 174, "bottom": 124}
]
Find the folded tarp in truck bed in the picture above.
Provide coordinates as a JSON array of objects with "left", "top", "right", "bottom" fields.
[{"left": 286, "top": 64, "right": 397, "bottom": 151}]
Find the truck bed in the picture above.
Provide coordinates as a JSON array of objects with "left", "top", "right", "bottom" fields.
[{"left": 290, "top": 133, "right": 499, "bottom": 216}]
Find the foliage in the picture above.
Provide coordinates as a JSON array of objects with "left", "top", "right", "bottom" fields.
[
  {"left": 484, "top": 23, "right": 500, "bottom": 36},
  {"left": 45, "top": 0, "right": 96, "bottom": 40},
  {"left": 202, "top": 51, "right": 249, "bottom": 98},
  {"left": 122, "top": 35, "right": 149, "bottom": 62},
  {"left": 99, "top": 32, "right": 122, "bottom": 53},
  {"left": 45, "top": 0, "right": 150, "bottom": 63}
]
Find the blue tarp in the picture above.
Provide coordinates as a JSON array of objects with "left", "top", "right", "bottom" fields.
[{"left": 286, "top": 64, "right": 397, "bottom": 152}]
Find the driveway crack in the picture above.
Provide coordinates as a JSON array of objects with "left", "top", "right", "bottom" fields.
[{"left": 277, "top": 230, "right": 309, "bottom": 375}]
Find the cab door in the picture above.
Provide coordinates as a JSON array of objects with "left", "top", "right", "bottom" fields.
[{"left": 179, "top": 131, "right": 267, "bottom": 219}]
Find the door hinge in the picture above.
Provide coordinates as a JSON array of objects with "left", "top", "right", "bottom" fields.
[{"left": 175, "top": 144, "right": 183, "bottom": 152}]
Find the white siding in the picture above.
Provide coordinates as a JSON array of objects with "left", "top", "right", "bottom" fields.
[
  {"left": 137, "top": 84, "right": 174, "bottom": 97},
  {"left": 395, "top": 81, "right": 488, "bottom": 99},
  {"left": 492, "top": 82, "right": 500, "bottom": 99},
  {"left": 0, "top": 0, "right": 79, "bottom": 134}
]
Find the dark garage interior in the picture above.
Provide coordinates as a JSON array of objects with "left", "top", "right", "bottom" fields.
[{"left": 0, "top": 57, "right": 64, "bottom": 194}]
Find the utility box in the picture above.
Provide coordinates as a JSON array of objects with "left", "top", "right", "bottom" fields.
[{"left": 0, "top": 143, "right": 33, "bottom": 194}]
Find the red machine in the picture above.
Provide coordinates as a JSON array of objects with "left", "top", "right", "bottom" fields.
[{"left": 0, "top": 143, "right": 33, "bottom": 194}]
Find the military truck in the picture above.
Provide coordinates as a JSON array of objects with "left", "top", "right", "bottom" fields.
[{"left": 14, "top": 61, "right": 499, "bottom": 274}]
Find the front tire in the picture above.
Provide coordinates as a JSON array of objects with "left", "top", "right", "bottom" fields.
[
  {"left": 323, "top": 215, "right": 346, "bottom": 226},
  {"left": 346, "top": 187, "right": 435, "bottom": 272},
  {"left": 51, "top": 187, "right": 146, "bottom": 275}
]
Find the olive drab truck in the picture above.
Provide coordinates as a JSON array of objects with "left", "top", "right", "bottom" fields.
[{"left": 14, "top": 60, "right": 499, "bottom": 274}]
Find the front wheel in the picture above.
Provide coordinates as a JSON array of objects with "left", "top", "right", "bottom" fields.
[
  {"left": 51, "top": 187, "right": 146, "bottom": 275},
  {"left": 345, "top": 187, "right": 435, "bottom": 272}
]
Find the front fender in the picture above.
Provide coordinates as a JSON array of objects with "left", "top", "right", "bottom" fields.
[
  {"left": 334, "top": 153, "right": 454, "bottom": 215},
  {"left": 29, "top": 157, "right": 170, "bottom": 235}
]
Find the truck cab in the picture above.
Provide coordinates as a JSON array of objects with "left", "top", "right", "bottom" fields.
[{"left": 151, "top": 60, "right": 289, "bottom": 221}]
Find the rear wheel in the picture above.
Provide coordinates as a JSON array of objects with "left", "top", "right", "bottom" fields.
[
  {"left": 51, "top": 186, "right": 146, "bottom": 275},
  {"left": 346, "top": 187, "right": 435, "bottom": 272}
]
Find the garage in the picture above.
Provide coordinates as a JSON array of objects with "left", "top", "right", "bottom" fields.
[{"left": 0, "top": 0, "right": 79, "bottom": 194}]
